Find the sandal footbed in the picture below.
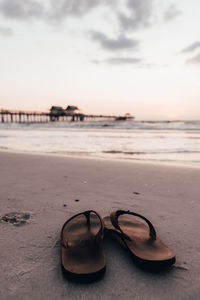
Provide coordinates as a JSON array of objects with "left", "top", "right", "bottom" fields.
[
  {"left": 61, "top": 213, "right": 106, "bottom": 280},
  {"left": 104, "top": 215, "right": 175, "bottom": 269}
]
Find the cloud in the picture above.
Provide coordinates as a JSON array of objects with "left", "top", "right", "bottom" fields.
[
  {"left": 164, "top": 4, "right": 181, "bottom": 22},
  {"left": 186, "top": 53, "right": 200, "bottom": 64},
  {"left": 0, "top": 25, "right": 13, "bottom": 36},
  {"left": 117, "top": 0, "right": 154, "bottom": 31},
  {"left": 117, "top": 1, "right": 181, "bottom": 31},
  {"left": 0, "top": 0, "right": 181, "bottom": 32},
  {"left": 49, "top": 0, "right": 104, "bottom": 20},
  {"left": 90, "top": 31, "right": 139, "bottom": 51},
  {"left": 182, "top": 41, "right": 200, "bottom": 53},
  {"left": 0, "top": 0, "right": 181, "bottom": 28},
  {"left": 0, "top": 0, "right": 181, "bottom": 62},
  {"left": 0, "top": 0, "right": 112, "bottom": 21},
  {"left": 92, "top": 56, "right": 143, "bottom": 65},
  {"left": 105, "top": 57, "right": 142, "bottom": 65},
  {"left": 0, "top": 0, "right": 44, "bottom": 20}
]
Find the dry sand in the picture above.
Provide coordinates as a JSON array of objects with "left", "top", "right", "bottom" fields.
[{"left": 0, "top": 151, "right": 200, "bottom": 300}]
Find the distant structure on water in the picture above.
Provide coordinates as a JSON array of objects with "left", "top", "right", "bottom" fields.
[
  {"left": 0, "top": 105, "right": 134, "bottom": 123},
  {"left": 115, "top": 113, "right": 133, "bottom": 121},
  {"left": 50, "top": 105, "right": 84, "bottom": 121}
]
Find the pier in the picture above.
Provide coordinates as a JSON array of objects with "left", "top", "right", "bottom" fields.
[
  {"left": 0, "top": 110, "right": 51, "bottom": 123},
  {"left": 0, "top": 109, "right": 134, "bottom": 123}
]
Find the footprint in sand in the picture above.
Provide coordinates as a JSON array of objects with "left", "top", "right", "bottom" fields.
[{"left": 0, "top": 212, "right": 31, "bottom": 226}]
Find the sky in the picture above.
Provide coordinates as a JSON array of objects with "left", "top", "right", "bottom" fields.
[{"left": 0, "top": 0, "right": 200, "bottom": 120}]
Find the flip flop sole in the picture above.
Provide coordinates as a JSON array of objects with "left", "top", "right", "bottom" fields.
[
  {"left": 61, "top": 211, "right": 106, "bottom": 282},
  {"left": 61, "top": 264, "right": 106, "bottom": 283},
  {"left": 104, "top": 215, "right": 175, "bottom": 270}
]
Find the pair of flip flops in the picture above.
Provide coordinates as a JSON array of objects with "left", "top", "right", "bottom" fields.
[{"left": 61, "top": 210, "right": 176, "bottom": 281}]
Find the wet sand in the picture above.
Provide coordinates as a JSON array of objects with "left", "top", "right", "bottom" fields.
[{"left": 0, "top": 151, "right": 200, "bottom": 299}]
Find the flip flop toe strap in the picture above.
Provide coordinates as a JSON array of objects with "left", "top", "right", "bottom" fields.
[
  {"left": 110, "top": 210, "right": 157, "bottom": 241},
  {"left": 61, "top": 210, "right": 104, "bottom": 248}
]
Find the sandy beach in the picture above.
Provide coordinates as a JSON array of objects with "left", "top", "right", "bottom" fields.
[{"left": 0, "top": 151, "right": 200, "bottom": 300}]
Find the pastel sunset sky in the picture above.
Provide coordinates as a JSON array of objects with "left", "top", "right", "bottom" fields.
[{"left": 0, "top": 0, "right": 200, "bottom": 119}]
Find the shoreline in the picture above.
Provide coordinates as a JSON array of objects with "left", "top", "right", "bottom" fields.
[
  {"left": 0, "top": 148, "right": 199, "bottom": 170},
  {"left": 1, "top": 121, "right": 200, "bottom": 170}
]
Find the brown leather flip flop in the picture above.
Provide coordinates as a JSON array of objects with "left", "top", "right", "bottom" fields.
[
  {"left": 104, "top": 210, "right": 176, "bottom": 270},
  {"left": 61, "top": 210, "right": 106, "bottom": 282}
]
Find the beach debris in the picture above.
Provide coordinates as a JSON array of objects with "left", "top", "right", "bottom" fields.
[
  {"left": 133, "top": 192, "right": 140, "bottom": 195},
  {"left": 18, "top": 270, "right": 32, "bottom": 277},
  {"left": 173, "top": 264, "right": 189, "bottom": 271},
  {"left": 75, "top": 199, "right": 80, "bottom": 202},
  {"left": 63, "top": 204, "right": 67, "bottom": 207},
  {"left": 0, "top": 212, "right": 31, "bottom": 226}
]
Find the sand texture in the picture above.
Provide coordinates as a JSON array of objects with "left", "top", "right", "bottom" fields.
[{"left": 0, "top": 151, "right": 200, "bottom": 300}]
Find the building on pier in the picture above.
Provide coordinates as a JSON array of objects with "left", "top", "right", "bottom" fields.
[{"left": 49, "top": 105, "right": 84, "bottom": 121}]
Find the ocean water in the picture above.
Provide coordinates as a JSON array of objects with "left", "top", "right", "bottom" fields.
[{"left": 0, "top": 120, "right": 200, "bottom": 167}]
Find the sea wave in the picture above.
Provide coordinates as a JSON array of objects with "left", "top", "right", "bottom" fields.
[
  {"left": 0, "top": 120, "right": 200, "bottom": 131},
  {"left": 0, "top": 119, "right": 200, "bottom": 166},
  {"left": 103, "top": 149, "right": 200, "bottom": 155}
]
